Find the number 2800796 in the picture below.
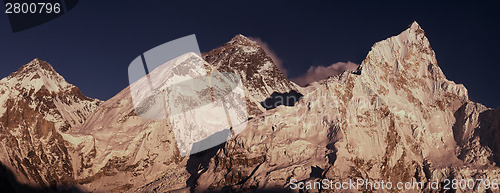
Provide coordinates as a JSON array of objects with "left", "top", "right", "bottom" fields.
[
  {"left": 5, "top": 3, "right": 61, "bottom": 14},
  {"left": 443, "top": 179, "right": 499, "bottom": 190}
]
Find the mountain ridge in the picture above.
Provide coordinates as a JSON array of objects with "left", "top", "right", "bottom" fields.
[
  {"left": 0, "top": 58, "right": 101, "bottom": 191},
  {"left": 1, "top": 22, "right": 500, "bottom": 192}
]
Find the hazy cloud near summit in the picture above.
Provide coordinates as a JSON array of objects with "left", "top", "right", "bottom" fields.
[
  {"left": 292, "top": 62, "right": 359, "bottom": 87},
  {"left": 248, "top": 37, "right": 287, "bottom": 75},
  {"left": 247, "top": 37, "right": 358, "bottom": 87}
]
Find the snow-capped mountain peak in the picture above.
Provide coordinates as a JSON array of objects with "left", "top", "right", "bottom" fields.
[
  {"left": 0, "top": 59, "right": 102, "bottom": 190},
  {"left": 1, "top": 58, "right": 72, "bottom": 94},
  {"left": 409, "top": 21, "right": 423, "bottom": 31},
  {"left": 204, "top": 34, "right": 298, "bottom": 116},
  {"left": 228, "top": 34, "right": 259, "bottom": 47}
]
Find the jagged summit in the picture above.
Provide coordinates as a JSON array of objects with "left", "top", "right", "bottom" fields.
[
  {"left": 409, "top": 21, "right": 422, "bottom": 31},
  {"left": 405, "top": 21, "right": 426, "bottom": 40},
  {"left": 228, "top": 34, "right": 257, "bottom": 46},
  {"left": 203, "top": 34, "right": 297, "bottom": 115},
  {"left": 1, "top": 58, "right": 73, "bottom": 93},
  {"left": 9, "top": 58, "right": 58, "bottom": 78},
  {"left": 358, "top": 21, "right": 438, "bottom": 76},
  {"left": 26, "top": 58, "right": 56, "bottom": 71},
  {"left": 232, "top": 34, "right": 249, "bottom": 40}
]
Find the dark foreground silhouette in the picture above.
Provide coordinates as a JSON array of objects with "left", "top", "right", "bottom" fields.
[{"left": 0, "top": 161, "right": 84, "bottom": 193}]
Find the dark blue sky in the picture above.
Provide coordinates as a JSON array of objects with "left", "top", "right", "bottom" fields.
[{"left": 1, "top": 1, "right": 499, "bottom": 107}]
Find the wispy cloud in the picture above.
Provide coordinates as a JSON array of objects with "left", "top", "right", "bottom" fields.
[
  {"left": 246, "top": 36, "right": 357, "bottom": 87},
  {"left": 291, "top": 62, "right": 359, "bottom": 87},
  {"left": 248, "top": 37, "right": 287, "bottom": 75}
]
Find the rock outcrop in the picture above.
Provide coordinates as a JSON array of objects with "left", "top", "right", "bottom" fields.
[
  {"left": 0, "top": 59, "right": 101, "bottom": 190},
  {"left": 141, "top": 22, "right": 500, "bottom": 192}
]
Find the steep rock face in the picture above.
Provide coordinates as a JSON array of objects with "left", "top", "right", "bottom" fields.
[
  {"left": 474, "top": 106, "right": 500, "bottom": 164},
  {"left": 317, "top": 21, "right": 474, "bottom": 190},
  {"left": 327, "top": 21, "right": 468, "bottom": 174},
  {"left": 203, "top": 35, "right": 299, "bottom": 116},
  {"left": 454, "top": 102, "right": 500, "bottom": 166},
  {"left": 0, "top": 59, "right": 101, "bottom": 190}
]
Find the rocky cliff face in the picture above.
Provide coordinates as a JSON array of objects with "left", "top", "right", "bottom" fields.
[
  {"left": 0, "top": 59, "right": 101, "bottom": 190},
  {"left": 203, "top": 35, "right": 299, "bottom": 116},
  {"left": 1, "top": 22, "right": 500, "bottom": 193},
  {"left": 138, "top": 22, "right": 500, "bottom": 192},
  {"left": 0, "top": 34, "right": 300, "bottom": 192}
]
